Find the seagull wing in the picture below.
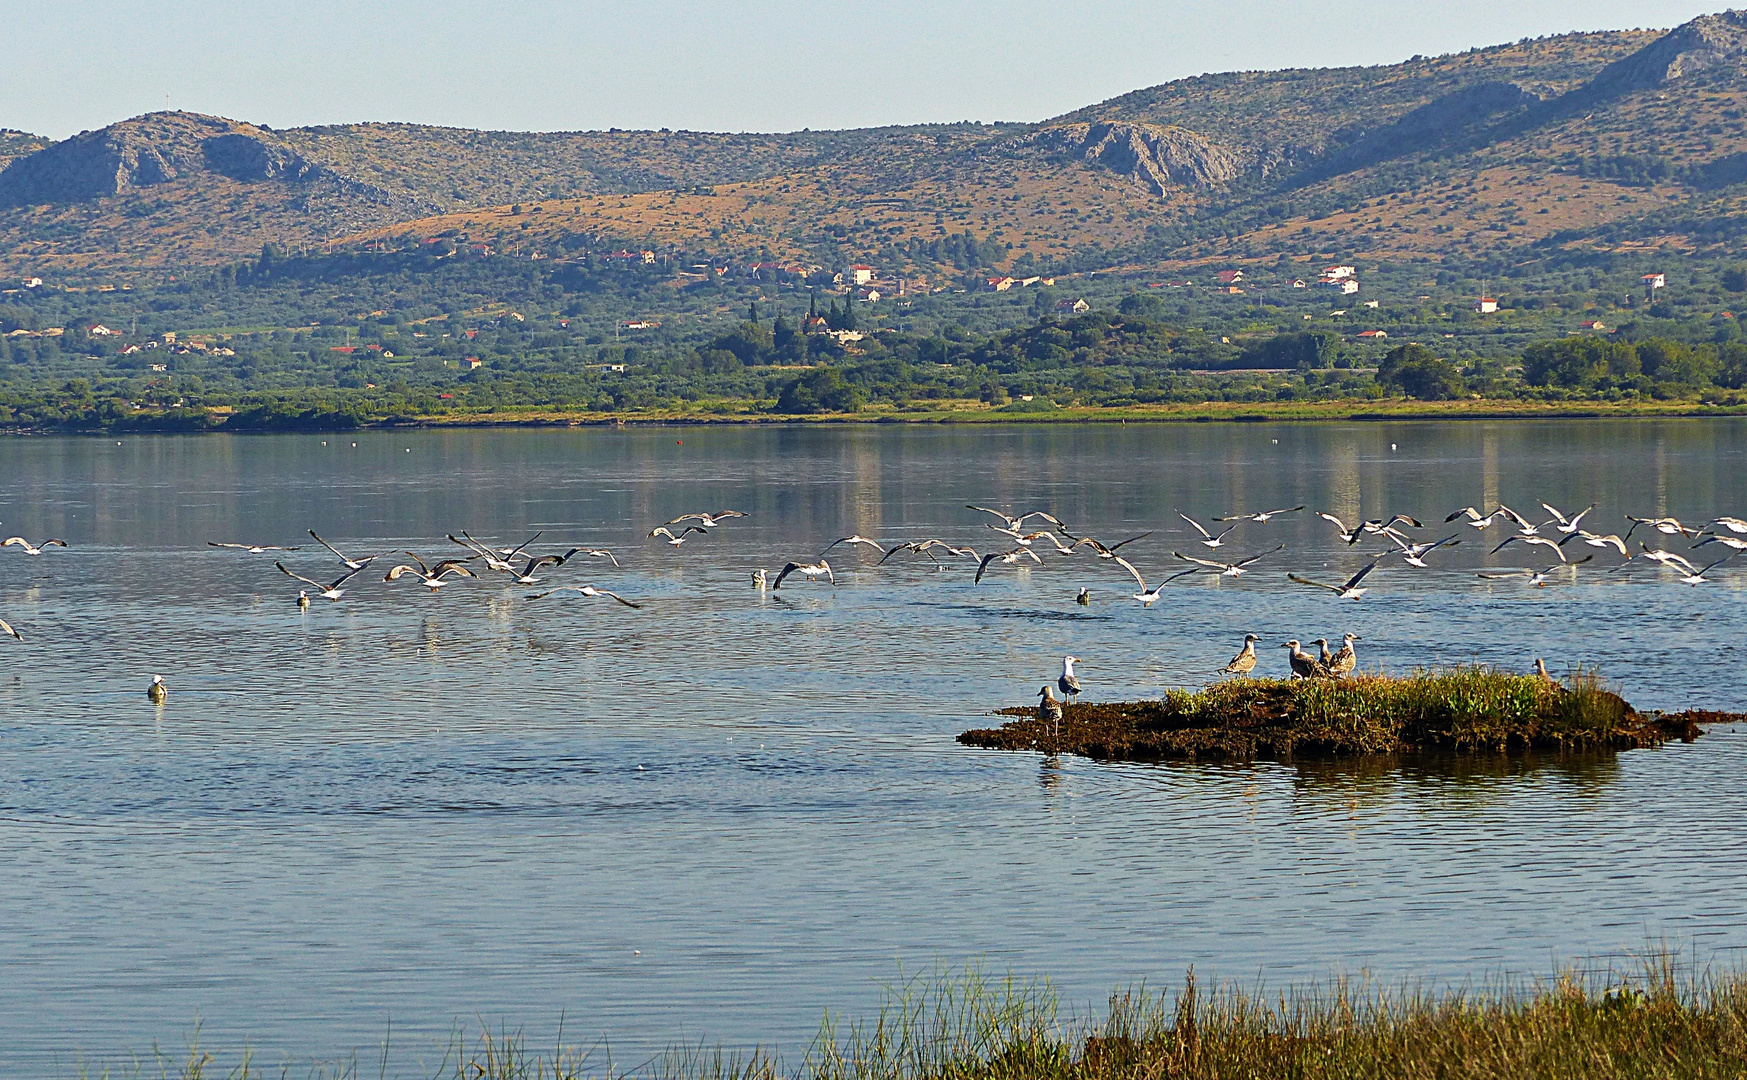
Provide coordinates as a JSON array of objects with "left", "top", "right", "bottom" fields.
[
  {"left": 773, "top": 561, "right": 803, "bottom": 589},
  {"left": 207, "top": 542, "right": 248, "bottom": 550},
  {"left": 1539, "top": 502, "right": 1570, "bottom": 526},
  {"left": 1445, "top": 507, "right": 1477, "bottom": 523},
  {"left": 1271, "top": 505, "right": 1307, "bottom": 517},
  {"left": 309, "top": 530, "right": 357, "bottom": 562},
  {"left": 326, "top": 566, "right": 365, "bottom": 591},
  {"left": 1341, "top": 562, "right": 1379, "bottom": 591},
  {"left": 1104, "top": 532, "right": 1152, "bottom": 552},
  {"left": 1070, "top": 537, "right": 1111, "bottom": 556},
  {"left": 966, "top": 505, "right": 1013, "bottom": 525},
  {"left": 0, "top": 616, "right": 17, "bottom": 641},
  {"left": 1177, "top": 512, "right": 1212, "bottom": 539},
  {"left": 1317, "top": 512, "right": 1348, "bottom": 532},
  {"left": 1288, "top": 573, "right": 1340, "bottom": 593},
  {"left": 1111, "top": 556, "right": 1148, "bottom": 591},
  {"left": 502, "top": 532, "right": 544, "bottom": 560},
  {"left": 974, "top": 553, "right": 998, "bottom": 584},
  {"left": 1234, "top": 544, "right": 1286, "bottom": 568},
  {"left": 877, "top": 542, "right": 915, "bottom": 564},
  {"left": 524, "top": 586, "right": 586, "bottom": 600},
  {"left": 664, "top": 513, "right": 706, "bottom": 526},
  {"left": 709, "top": 510, "right": 748, "bottom": 520},
  {"left": 1173, "top": 551, "right": 1228, "bottom": 570},
  {"left": 275, "top": 562, "right": 327, "bottom": 590},
  {"left": 648, "top": 527, "right": 675, "bottom": 540},
  {"left": 593, "top": 588, "right": 643, "bottom": 608}
]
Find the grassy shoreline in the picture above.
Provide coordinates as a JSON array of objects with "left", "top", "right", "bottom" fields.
[
  {"left": 109, "top": 959, "right": 1747, "bottom": 1079},
  {"left": 961, "top": 669, "right": 1723, "bottom": 763},
  {"left": 9, "top": 396, "right": 1747, "bottom": 436}
]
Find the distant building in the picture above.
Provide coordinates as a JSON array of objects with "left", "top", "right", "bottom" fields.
[
  {"left": 1216, "top": 269, "right": 1244, "bottom": 284},
  {"left": 1327, "top": 279, "right": 1360, "bottom": 295},
  {"left": 857, "top": 288, "right": 881, "bottom": 303},
  {"left": 22, "top": 278, "right": 41, "bottom": 288},
  {"left": 1322, "top": 265, "right": 1356, "bottom": 281},
  {"left": 1057, "top": 298, "right": 1091, "bottom": 313},
  {"left": 1642, "top": 273, "right": 1666, "bottom": 290},
  {"left": 801, "top": 315, "right": 830, "bottom": 335},
  {"left": 87, "top": 324, "right": 116, "bottom": 336},
  {"left": 986, "top": 276, "right": 1016, "bottom": 292},
  {"left": 847, "top": 265, "right": 875, "bottom": 286},
  {"left": 1475, "top": 297, "right": 1499, "bottom": 314},
  {"left": 1223, "top": 286, "right": 1245, "bottom": 295},
  {"left": 1362, "top": 300, "right": 1379, "bottom": 309},
  {"left": 1018, "top": 276, "right": 1042, "bottom": 287},
  {"left": 465, "top": 358, "right": 483, "bottom": 370},
  {"left": 621, "top": 319, "right": 660, "bottom": 330},
  {"left": 1290, "top": 279, "right": 1307, "bottom": 288},
  {"left": 1358, "top": 329, "right": 1388, "bottom": 340},
  {"left": 1580, "top": 319, "right": 1608, "bottom": 331}
]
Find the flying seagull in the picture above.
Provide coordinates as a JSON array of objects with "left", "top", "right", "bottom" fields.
[
  {"left": 1494, "top": 505, "right": 1540, "bottom": 536},
  {"left": 1287, "top": 561, "right": 1379, "bottom": 599},
  {"left": 1491, "top": 535, "right": 1579, "bottom": 562},
  {"left": 773, "top": 558, "right": 835, "bottom": 588},
  {"left": 665, "top": 510, "right": 748, "bottom": 529},
  {"left": 4, "top": 537, "right": 68, "bottom": 556},
  {"left": 1214, "top": 506, "right": 1305, "bottom": 523},
  {"left": 524, "top": 584, "right": 643, "bottom": 608},
  {"left": 0, "top": 616, "right": 20, "bottom": 642},
  {"left": 1676, "top": 557, "right": 1736, "bottom": 586},
  {"left": 1173, "top": 543, "right": 1284, "bottom": 577},
  {"left": 1478, "top": 554, "right": 1593, "bottom": 587},
  {"left": 449, "top": 531, "right": 541, "bottom": 572},
  {"left": 974, "top": 547, "right": 1042, "bottom": 584},
  {"left": 1705, "top": 516, "right": 1747, "bottom": 535},
  {"left": 1625, "top": 515, "right": 1696, "bottom": 541},
  {"left": 1560, "top": 530, "right": 1629, "bottom": 556},
  {"left": 966, "top": 505, "right": 1068, "bottom": 534},
  {"left": 878, "top": 539, "right": 979, "bottom": 565},
  {"left": 821, "top": 535, "right": 885, "bottom": 557},
  {"left": 383, "top": 553, "right": 478, "bottom": 589},
  {"left": 1611, "top": 545, "right": 1698, "bottom": 574},
  {"left": 1178, "top": 512, "right": 1237, "bottom": 549},
  {"left": 1111, "top": 556, "right": 1198, "bottom": 606},
  {"left": 1540, "top": 502, "right": 1594, "bottom": 535},
  {"left": 1068, "top": 533, "right": 1152, "bottom": 558},
  {"left": 1316, "top": 513, "right": 1366, "bottom": 545},
  {"left": 1380, "top": 532, "right": 1460, "bottom": 568},
  {"left": 1445, "top": 507, "right": 1503, "bottom": 530},
  {"left": 648, "top": 526, "right": 707, "bottom": 546},
  {"left": 308, "top": 530, "right": 384, "bottom": 571},
  {"left": 275, "top": 561, "right": 364, "bottom": 601}
]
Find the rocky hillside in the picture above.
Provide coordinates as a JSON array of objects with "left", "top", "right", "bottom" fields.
[{"left": 7, "top": 12, "right": 1747, "bottom": 277}]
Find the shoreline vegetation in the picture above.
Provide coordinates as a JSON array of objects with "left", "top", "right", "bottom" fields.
[
  {"left": 112, "top": 959, "right": 1747, "bottom": 1079},
  {"left": 959, "top": 668, "right": 1727, "bottom": 762},
  {"left": 9, "top": 396, "right": 1747, "bottom": 435}
]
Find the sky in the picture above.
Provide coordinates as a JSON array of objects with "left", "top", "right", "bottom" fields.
[{"left": 0, "top": 1, "right": 1728, "bottom": 139}]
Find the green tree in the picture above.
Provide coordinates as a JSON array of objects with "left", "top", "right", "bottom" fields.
[
  {"left": 1635, "top": 337, "right": 1715, "bottom": 386},
  {"left": 777, "top": 367, "right": 864, "bottom": 413},
  {"left": 1521, "top": 337, "right": 1640, "bottom": 388},
  {"left": 1376, "top": 344, "right": 1464, "bottom": 400},
  {"left": 1240, "top": 331, "right": 1340, "bottom": 370}
]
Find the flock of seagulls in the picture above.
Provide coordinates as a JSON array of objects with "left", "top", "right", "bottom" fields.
[{"left": 6, "top": 492, "right": 1747, "bottom": 708}]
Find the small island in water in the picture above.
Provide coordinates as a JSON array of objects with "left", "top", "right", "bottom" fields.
[{"left": 960, "top": 668, "right": 1734, "bottom": 762}]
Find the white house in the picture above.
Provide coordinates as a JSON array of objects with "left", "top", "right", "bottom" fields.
[
  {"left": 1476, "top": 297, "right": 1499, "bottom": 314},
  {"left": 1057, "top": 298, "right": 1090, "bottom": 313},
  {"left": 88, "top": 324, "right": 116, "bottom": 336},
  {"left": 22, "top": 278, "right": 42, "bottom": 288},
  {"left": 1321, "top": 265, "right": 1356, "bottom": 281},
  {"left": 847, "top": 265, "right": 875, "bottom": 286},
  {"left": 1641, "top": 273, "right": 1666, "bottom": 290},
  {"left": 1327, "top": 279, "right": 1359, "bottom": 295}
]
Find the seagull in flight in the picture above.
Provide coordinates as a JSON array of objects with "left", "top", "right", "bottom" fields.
[
  {"left": 383, "top": 553, "right": 478, "bottom": 589},
  {"left": 577, "top": 548, "right": 621, "bottom": 567},
  {"left": 773, "top": 558, "right": 835, "bottom": 588},
  {"left": 308, "top": 530, "right": 385, "bottom": 571},
  {"left": 1692, "top": 533, "right": 1747, "bottom": 553},
  {"left": 508, "top": 548, "right": 586, "bottom": 585},
  {"left": 1705, "top": 516, "right": 1747, "bottom": 535},
  {"left": 1445, "top": 507, "right": 1503, "bottom": 530},
  {"left": 1214, "top": 506, "right": 1305, "bottom": 523},
  {"left": 649, "top": 526, "right": 707, "bottom": 546},
  {"left": 1362, "top": 514, "right": 1424, "bottom": 535},
  {"left": 1540, "top": 502, "right": 1594, "bottom": 535},
  {"left": 1676, "top": 557, "right": 1736, "bottom": 586},
  {"left": 1611, "top": 545, "right": 1698, "bottom": 574},
  {"left": 1111, "top": 556, "right": 1198, "bottom": 606},
  {"left": 1067, "top": 533, "right": 1152, "bottom": 559},
  {"left": 821, "top": 535, "right": 885, "bottom": 558},
  {"left": 1560, "top": 530, "right": 1629, "bottom": 556},
  {"left": 524, "top": 584, "right": 643, "bottom": 608},
  {"left": 1380, "top": 533, "right": 1460, "bottom": 568},
  {"left": 1178, "top": 512, "right": 1237, "bottom": 549},
  {"left": 1172, "top": 543, "right": 1284, "bottom": 577},
  {"left": 878, "top": 539, "right": 979, "bottom": 565},
  {"left": 665, "top": 510, "right": 748, "bottom": 529},
  {"left": 1288, "top": 561, "right": 1379, "bottom": 599},
  {"left": 1495, "top": 505, "right": 1540, "bottom": 536},
  {"left": 4, "top": 537, "right": 68, "bottom": 556},
  {"left": 0, "top": 616, "right": 21, "bottom": 641},
  {"left": 966, "top": 505, "right": 1068, "bottom": 534},
  {"left": 1491, "top": 535, "right": 1579, "bottom": 562},
  {"left": 1479, "top": 554, "right": 1592, "bottom": 587},
  {"left": 1315, "top": 513, "right": 1366, "bottom": 545},
  {"left": 974, "top": 547, "right": 1042, "bottom": 584},
  {"left": 276, "top": 561, "right": 364, "bottom": 601},
  {"left": 449, "top": 531, "right": 542, "bottom": 572},
  {"left": 1625, "top": 515, "right": 1696, "bottom": 541}
]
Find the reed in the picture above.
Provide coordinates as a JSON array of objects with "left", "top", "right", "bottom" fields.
[
  {"left": 961, "top": 666, "right": 1715, "bottom": 761},
  {"left": 111, "top": 958, "right": 1747, "bottom": 1079}
]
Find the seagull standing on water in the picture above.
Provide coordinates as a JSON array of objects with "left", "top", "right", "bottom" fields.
[
  {"left": 1076, "top": 587, "right": 1091, "bottom": 606},
  {"left": 1221, "top": 634, "right": 1259, "bottom": 676},
  {"left": 1058, "top": 656, "right": 1082, "bottom": 703},
  {"left": 751, "top": 568, "right": 768, "bottom": 590}
]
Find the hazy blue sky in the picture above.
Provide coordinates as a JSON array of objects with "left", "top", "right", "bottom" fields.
[{"left": 0, "top": 1, "right": 1726, "bottom": 138}]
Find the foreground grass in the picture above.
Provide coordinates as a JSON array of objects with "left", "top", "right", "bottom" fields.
[
  {"left": 119, "top": 960, "right": 1747, "bottom": 1079},
  {"left": 961, "top": 667, "right": 1721, "bottom": 761}
]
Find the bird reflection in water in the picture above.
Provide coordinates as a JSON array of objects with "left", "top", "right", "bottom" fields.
[{"left": 1038, "top": 755, "right": 1064, "bottom": 795}]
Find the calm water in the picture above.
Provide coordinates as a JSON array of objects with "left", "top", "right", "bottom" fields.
[{"left": 3, "top": 421, "right": 1747, "bottom": 1076}]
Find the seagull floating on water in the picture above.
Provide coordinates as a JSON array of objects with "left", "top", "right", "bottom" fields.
[
  {"left": 276, "top": 561, "right": 364, "bottom": 601},
  {"left": 147, "top": 675, "right": 167, "bottom": 704},
  {"left": 773, "top": 558, "right": 835, "bottom": 588},
  {"left": 1075, "top": 587, "right": 1091, "bottom": 606}
]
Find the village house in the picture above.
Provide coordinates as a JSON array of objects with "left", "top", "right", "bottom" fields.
[
  {"left": 1357, "top": 329, "right": 1388, "bottom": 340},
  {"left": 1216, "top": 270, "right": 1244, "bottom": 284},
  {"left": 1475, "top": 297, "right": 1499, "bottom": 314},
  {"left": 87, "top": 325, "right": 116, "bottom": 336},
  {"left": 1322, "top": 265, "right": 1356, "bottom": 281},
  {"left": 1327, "top": 279, "right": 1360, "bottom": 295},
  {"left": 847, "top": 265, "right": 875, "bottom": 286},
  {"left": 1580, "top": 319, "right": 1608, "bottom": 331},
  {"left": 621, "top": 319, "right": 660, "bottom": 330},
  {"left": 1362, "top": 300, "right": 1379, "bottom": 309},
  {"left": 1056, "top": 298, "right": 1090, "bottom": 313},
  {"left": 801, "top": 315, "right": 830, "bottom": 335},
  {"left": 986, "top": 276, "right": 1016, "bottom": 292},
  {"left": 857, "top": 288, "right": 881, "bottom": 303},
  {"left": 1223, "top": 285, "right": 1245, "bottom": 295},
  {"left": 1641, "top": 273, "right": 1666, "bottom": 290},
  {"left": 465, "top": 358, "right": 484, "bottom": 370},
  {"left": 22, "top": 278, "right": 42, "bottom": 288},
  {"left": 1290, "top": 279, "right": 1307, "bottom": 288}
]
